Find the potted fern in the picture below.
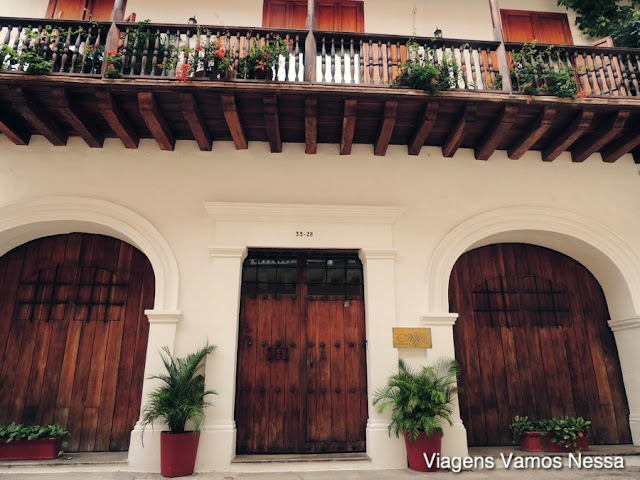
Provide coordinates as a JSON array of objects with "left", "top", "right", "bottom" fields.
[
  {"left": 373, "top": 358, "right": 460, "bottom": 472},
  {"left": 141, "top": 344, "right": 216, "bottom": 478}
]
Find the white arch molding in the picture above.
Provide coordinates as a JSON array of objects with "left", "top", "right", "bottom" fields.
[
  {"left": 0, "top": 196, "right": 180, "bottom": 312},
  {"left": 426, "top": 205, "right": 640, "bottom": 446}
]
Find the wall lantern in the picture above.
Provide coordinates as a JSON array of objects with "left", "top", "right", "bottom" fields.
[
  {"left": 188, "top": 16, "right": 198, "bottom": 24},
  {"left": 434, "top": 27, "right": 443, "bottom": 39}
]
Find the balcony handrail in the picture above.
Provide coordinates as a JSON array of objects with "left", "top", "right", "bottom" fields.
[
  {"left": 315, "top": 30, "right": 501, "bottom": 50},
  {"left": 0, "top": 16, "right": 111, "bottom": 28},
  {"left": 505, "top": 41, "right": 640, "bottom": 56},
  {"left": 113, "top": 21, "right": 308, "bottom": 38}
]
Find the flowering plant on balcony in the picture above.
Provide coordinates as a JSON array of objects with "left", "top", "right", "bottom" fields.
[
  {"left": 241, "top": 36, "right": 294, "bottom": 79},
  {"left": 182, "top": 33, "right": 233, "bottom": 80},
  {"left": 393, "top": 40, "right": 461, "bottom": 95},
  {"left": 104, "top": 49, "right": 122, "bottom": 78}
]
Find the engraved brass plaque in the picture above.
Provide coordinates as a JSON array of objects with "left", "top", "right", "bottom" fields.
[{"left": 392, "top": 328, "right": 432, "bottom": 348}]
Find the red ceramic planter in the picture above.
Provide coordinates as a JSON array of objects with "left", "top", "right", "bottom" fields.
[
  {"left": 0, "top": 437, "right": 64, "bottom": 460},
  {"left": 404, "top": 431, "right": 442, "bottom": 472},
  {"left": 160, "top": 431, "right": 200, "bottom": 477},
  {"left": 520, "top": 431, "right": 589, "bottom": 452}
]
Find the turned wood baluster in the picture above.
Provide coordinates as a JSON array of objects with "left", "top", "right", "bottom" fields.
[
  {"left": 487, "top": 47, "right": 496, "bottom": 88},
  {"left": 469, "top": 44, "right": 478, "bottom": 88},
  {"left": 159, "top": 29, "right": 170, "bottom": 76},
  {"left": 616, "top": 52, "right": 630, "bottom": 96},
  {"left": 11, "top": 25, "right": 22, "bottom": 50},
  {"left": 294, "top": 35, "right": 300, "bottom": 81},
  {"left": 608, "top": 52, "right": 622, "bottom": 95},
  {"left": 477, "top": 46, "right": 486, "bottom": 90},
  {"left": 60, "top": 28, "right": 72, "bottom": 73},
  {"left": 120, "top": 27, "right": 130, "bottom": 74},
  {"left": 626, "top": 53, "right": 639, "bottom": 95},
  {"left": 578, "top": 50, "right": 595, "bottom": 93},
  {"left": 150, "top": 28, "right": 160, "bottom": 76},
  {"left": 330, "top": 37, "right": 336, "bottom": 82},
  {"left": 130, "top": 26, "right": 141, "bottom": 75},
  {"left": 384, "top": 41, "right": 390, "bottom": 84},
  {"left": 359, "top": 39, "right": 364, "bottom": 83},
  {"left": 341, "top": 38, "right": 345, "bottom": 83},
  {"left": 234, "top": 31, "right": 241, "bottom": 78},
  {"left": 140, "top": 30, "right": 151, "bottom": 75},
  {"left": 376, "top": 40, "right": 382, "bottom": 85},
  {"left": 599, "top": 52, "right": 613, "bottom": 94},
  {"left": 394, "top": 40, "right": 401, "bottom": 83},
  {"left": 368, "top": 39, "right": 373, "bottom": 84},
  {"left": 69, "top": 27, "right": 82, "bottom": 73},
  {"left": 283, "top": 33, "right": 291, "bottom": 81},
  {"left": 592, "top": 51, "right": 605, "bottom": 94},
  {"left": 79, "top": 31, "right": 92, "bottom": 73},
  {"left": 458, "top": 44, "right": 468, "bottom": 88},
  {"left": 1, "top": 24, "right": 12, "bottom": 47},
  {"left": 321, "top": 36, "right": 327, "bottom": 82},
  {"left": 42, "top": 26, "right": 54, "bottom": 68},
  {"left": 349, "top": 38, "right": 355, "bottom": 83}
]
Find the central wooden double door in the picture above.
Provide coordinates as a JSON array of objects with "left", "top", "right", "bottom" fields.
[{"left": 235, "top": 250, "right": 368, "bottom": 454}]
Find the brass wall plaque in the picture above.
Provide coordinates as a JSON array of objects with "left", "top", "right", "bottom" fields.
[{"left": 393, "top": 328, "right": 432, "bottom": 348}]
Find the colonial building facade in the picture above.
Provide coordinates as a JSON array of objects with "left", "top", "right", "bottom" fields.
[{"left": 1, "top": 0, "right": 639, "bottom": 473}]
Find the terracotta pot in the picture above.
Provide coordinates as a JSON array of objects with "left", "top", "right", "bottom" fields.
[
  {"left": 520, "top": 431, "right": 589, "bottom": 452},
  {"left": 404, "top": 431, "right": 442, "bottom": 472},
  {"left": 160, "top": 431, "right": 200, "bottom": 477},
  {"left": 0, "top": 437, "right": 64, "bottom": 460}
]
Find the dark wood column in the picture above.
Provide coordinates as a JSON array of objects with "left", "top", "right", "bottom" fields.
[
  {"left": 488, "top": 0, "right": 512, "bottom": 92},
  {"left": 304, "top": 0, "right": 317, "bottom": 82}
]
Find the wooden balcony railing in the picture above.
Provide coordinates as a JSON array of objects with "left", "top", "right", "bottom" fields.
[{"left": 2, "top": 17, "right": 640, "bottom": 99}]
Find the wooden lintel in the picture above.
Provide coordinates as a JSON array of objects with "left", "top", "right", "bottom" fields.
[
  {"left": 263, "top": 95, "right": 282, "bottom": 153},
  {"left": 52, "top": 88, "right": 103, "bottom": 148},
  {"left": 180, "top": 93, "right": 212, "bottom": 151},
  {"left": 221, "top": 94, "right": 247, "bottom": 150},
  {"left": 442, "top": 104, "right": 476, "bottom": 158},
  {"left": 572, "top": 110, "right": 630, "bottom": 163},
  {"left": 474, "top": 105, "right": 518, "bottom": 160},
  {"left": 96, "top": 91, "right": 139, "bottom": 149},
  {"left": 542, "top": 109, "right": 594, "bottom": 162},
  {"left": 138, "top": 92, "right": 175, "bottom": 151},
  {"left": 11, "top": 87, "right": 66, "bottom": 146},
  {"left": 508, "top": 107, "right": 556, "bottom": 160},
  {"left": 0, "top": 108, "right": 30, "bottom": 145},
  {"left": 601, "top": 127, "right": 640, "bottom": 163},
  {"left": 340, "top": 99, "right": 357, "bottom": 155},
  {"left": 374, "top": 100, "right": 398, "bottom": 156},
  {"left": 408, "top": 103, "right": 438, "bottom": 156},
  {"left": 305, "top": 98, "right": 317, "bottom": 154}
]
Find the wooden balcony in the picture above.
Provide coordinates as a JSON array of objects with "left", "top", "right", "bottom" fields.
[{"left": 0, "top": 17, "right": 639, "bottom": 162}]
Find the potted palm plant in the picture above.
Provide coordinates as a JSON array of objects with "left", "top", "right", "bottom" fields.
[
  {"left": 141, "top": 344, "right": 216, "bottom": 478},
  {"left": 373, "top": 358, "right": 460, "bottom": 472}
]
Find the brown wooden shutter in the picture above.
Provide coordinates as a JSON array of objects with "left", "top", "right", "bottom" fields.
[
  {"left": 46, "top": 0, "right": 122, "bottom": 20},
  {"left": 263, "top": 0, "right": 364, "bottom": 32},
  {"left": 501, "top": 9, "right": 573, "bottom": 45}
]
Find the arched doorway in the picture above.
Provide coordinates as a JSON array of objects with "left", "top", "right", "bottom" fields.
[
  {"left": 0, "top": 233, "right": 154, "bottom": 451},
  {"left": 449, "top": 243, "right": 631, "bottom": 446}
]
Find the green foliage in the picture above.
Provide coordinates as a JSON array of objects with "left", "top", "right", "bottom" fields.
[
  {"left": 141, "top": 344, "right": 217, "bottom": 434},
  {"left": 104, "top": 48, "right": 122, "bottom": 78},
  {"left": 511, "top": 42, "right": 579, "bottom": 99},
  {"left": 557, "top": 0, "right": 640, "bottom": 48},
  {"left": 121, "top": 20, "right": 174, "bottom": 76},
  {"left": 240, "top": 35, "right": 294, "bottom": 78},
  {"left": 372, "top": 358, "right": 460, "bottom": 442},
  {"left": 393, "top": 40, "right": 461, "bottom": 95},
  {"left": 510, "top": 415, "right": 591, "bottom": 452},
  {"left": 0, "top": 422, "right": 69, "bottom": 455},
  {"left": 182, "top": 27, "right": 233, "bottom": 80}
]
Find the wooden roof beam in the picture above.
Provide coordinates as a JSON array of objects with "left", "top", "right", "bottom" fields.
[
  {"left": 305, "top": 98, "right": 317, "bottom": 154},
  {"left": 221, "top": 94, "right": 247, "bottom": 150},
  {"left": 11, "top": 87, "right": 66, "bottom": 146},
  {"left": 572, "top": 110, "right": 630, "bottom": 163},
  {"left": 341, "top": 99, "right": 357, "bottom": 155},
  {"left": 53, "top": 88, "right": 104, "bottom": 148},
  {"left": 138, "top": 92, "right": 175, "bottom": 151},
  {"left": 600, "top": 127, "right": 640, "bottom": 163},
  {"left": 508, "top": 106, "right": 555, "bottom": 160},
  {"left": 442, "top": 104, "right": 476, "bottom": 158},
  {"left": 180, "top": 93, "right": 212, "bottom": 151},
  {"left": 0, "top": 107, "right": 30, "bottom": 145},
  {"left": 474, "top": 105, "right": 517, "bottom": 160},
  {"left": 542, "top": 109, "right": 593, "bottom": 162},
  {"left": 96, "top": 91, "right": 139, "bottom": 149},
  {"left": 263, "top": 95, "right": 282, "bottom": 153},
  {"left": 374, "top": 100, "right": 398, "bottom": 156},
  {"left": 408, "top": 103, "right": 438, "bottom": 156}
]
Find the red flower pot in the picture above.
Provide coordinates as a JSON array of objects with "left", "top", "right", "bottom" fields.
[
  {"left": 160, "top": 431, "right": 200, "bottom": 477},
  {"left": 404, "top": 431, "right": 442, "bottom": 472},
  {"left": 0, "top": 437, "right": 64, "bottom": 460},
  {"left": 520, "top": 431, "right": 589, "bottom": 452}
]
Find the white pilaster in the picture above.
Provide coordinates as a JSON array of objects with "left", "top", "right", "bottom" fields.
[
  {"left": 128, "top": 309, "right": 183, "bottom": 472},
  {"left": 608, "top": 315, "right": 640, "bottom": 445},
  {"left": 359, "top": 248, "right": 406, "bottom": 469},
  {"left": 421, "top": 313, "right": 468, "bottom": 458},
  {"left": 197, "top": 245, "right": 247, "bottom": 471}
]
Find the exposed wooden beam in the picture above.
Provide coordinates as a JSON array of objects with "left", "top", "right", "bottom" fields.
[
  {"left": 508, "top": 106, "right": 555, "bottom": 160},
  {"left": 340, "top": 99, "right": 357, "bottom": 155},
  {"left": 408, "top": 103, "right": 438, "bottom": 156},
  {"left": 374, "top": 100, "right": 398, "bottom": 156},
  {"left": 305, "top": 98, "right": 317, "bottom": 154},
  {"left": 474, "top": 105, "right": 517, "bottom": 160},
  {"left": 0, "top": 108, "right": 30, "bottom": 145},
  {"left": 633, "top": 147, "right": 640, "bottom": 164},
  {"left": 221, "top": 94, "right": 247, "bottom": 150},
  {"left": 11, "top": 87, "right": 66, "bottom": 146},
  {"left": 138, "top": 92, "right": 174, "bottom": 151},
  {"left": 52, "top": 88, "right": 103, "bottom": 148},
  {"left": 542, "top": 109, "right": 593, "bottom": 162},
  {"left": 263, "top": 95, "right": 282, "bottom": 153},
  {"left": 601, "top": 127, "right": 640, "bottom": 163},
  {"left": 442, "top": 104, "right": 476, "bottom": 158},
  {"left": 180, "top": 93, "right": 212, "bottom": 151},
  {"left": 572, "top": 110, "right": 630, "bottom": 163},
  {"left": 96, "top": 91, "right": 139, "bottom": 149}
]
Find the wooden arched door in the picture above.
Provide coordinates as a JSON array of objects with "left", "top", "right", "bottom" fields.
[
  {"left": 0, "top": 233, "right": 154, "bottom": 451},
  {"left": 449, "top": 243, "right": 631, "bottom": 446}
]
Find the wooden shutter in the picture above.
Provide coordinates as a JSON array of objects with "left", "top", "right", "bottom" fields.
[
  {"left": 501, "top": 9, "right": 573, "bottom": 45},
  {"left": 46, "top": 0, "right": 121, "bottom": 20},
  {"left": 263, "top": 0, "right": 364, "bottom": 32}
]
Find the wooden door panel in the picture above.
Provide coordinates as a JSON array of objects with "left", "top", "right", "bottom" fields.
[
  {"left": 501, "top": 9, "right": 573, "bottom": 45},
  {"left": 0, "top": 233, "right": 154, "bottom": 452},
  {"left": 450, "top": 243, "right": 631, "bottom": 446},
  {"left": 501, "top": 11, "right": 537, "bottom": 43},
  {"left": 263, "top": 0, "right": 364, "bottom": 32},
  {"left": 46, "top": 0, "right": 117, "bottom": 20}
]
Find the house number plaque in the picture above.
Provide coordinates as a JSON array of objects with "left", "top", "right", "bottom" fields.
[{"left": 392, "top": 328, "right": 432, "bottom": 349}]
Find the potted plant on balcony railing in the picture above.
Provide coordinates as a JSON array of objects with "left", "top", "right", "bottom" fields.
[
  {"left": 141, "top": 344, "right": 216, "bottom": 478},
  {"left": 373, "top": 358, "right": 460, "bottom": 472},
  {"left": 240, "top": 36, "right": 294, "bottom": 80},
  {"left": 0, "top": 423, "right": 69, "bottom": 460}
]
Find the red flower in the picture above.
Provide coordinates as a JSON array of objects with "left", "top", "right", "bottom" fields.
[
  {"left": 107, "top": 63, "right": 114, "bottom": 69},
  {"left": 195, "top": 45, "right": 203, "bottom": 52},
  {"left": 576, "top": 91, "right": 588, "bottom": 98},
  {"left": 108, "top": 49, "right": 117, "bottom": 55},
  {"left": 526, "top": 96, "right": 532, "bottom": 104}
]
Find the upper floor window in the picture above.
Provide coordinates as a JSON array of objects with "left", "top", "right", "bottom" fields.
[
  {"left": 501, "top": 9, "right": 573, "bottom": 45},
  {"left": 46, "top": 0, "right": 122, "bottom": 21},
  {"left": 263, "top": 0, "right": 364, "bottom": 32}
]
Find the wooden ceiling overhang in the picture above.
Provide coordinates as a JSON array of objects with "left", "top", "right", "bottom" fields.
[{"left": 0, "top": 74, "right": 639, "bottom": 163}]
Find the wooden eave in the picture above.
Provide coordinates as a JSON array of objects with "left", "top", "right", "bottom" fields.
[{"left": 1, "top": 74, "right": 640, "bottom": 162}]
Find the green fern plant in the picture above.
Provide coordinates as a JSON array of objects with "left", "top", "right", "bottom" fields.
[
  {"left": 372, "top": 358, "right": 460, "bottom": 442},
  {"left": 141, "top": 344, "right": 216, "bottom": 434}
]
